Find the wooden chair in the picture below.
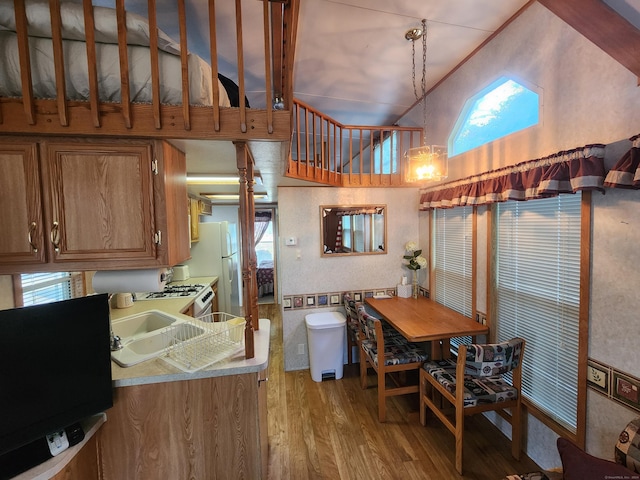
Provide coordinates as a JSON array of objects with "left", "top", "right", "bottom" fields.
[
  {"left": 357, "top": 308, "right": 429, "bottom": 422},
  {"left": 342, "top": 293, "right": 360, "bottom": 364},
  {"left": 419, "top": 337, "right": 526, "bottom": 475}
]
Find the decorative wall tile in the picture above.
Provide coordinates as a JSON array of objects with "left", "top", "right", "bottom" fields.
[
  {"left": 587, "top": 358, "right": 640, "bottom": 414},
  {"left": 613, "top": 371, "right": 640, "bottom": 410},
  {"left": 587, "top": 359, "right": 610, "bottom": 395}
]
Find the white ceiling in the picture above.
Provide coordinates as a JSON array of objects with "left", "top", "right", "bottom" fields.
[{"left": 174, "top": 0, "right": 640, "bottom": 204}]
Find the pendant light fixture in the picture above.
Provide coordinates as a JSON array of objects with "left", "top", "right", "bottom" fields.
[{"left": 403, "top": 19, "right": 448, "bottom": 184}]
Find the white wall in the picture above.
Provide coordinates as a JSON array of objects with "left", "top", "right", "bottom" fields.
[
  {"left": 396, "top": 2, "right": 640, "bottom": 470},
  {"left": 277, "top": 186, "right": 420, "bottom": 371}
]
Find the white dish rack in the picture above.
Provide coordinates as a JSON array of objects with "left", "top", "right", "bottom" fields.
[{"left": 161, "top": 312, "right": 245, "bottom": 373}]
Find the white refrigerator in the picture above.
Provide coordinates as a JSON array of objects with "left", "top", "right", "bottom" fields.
[{"left": 185, "top": 221, "right": 242, "bottom": 316}]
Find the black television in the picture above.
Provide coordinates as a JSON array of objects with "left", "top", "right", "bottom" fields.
[{"left": 0, "top": 294, "right": 113, "bottom": 475}]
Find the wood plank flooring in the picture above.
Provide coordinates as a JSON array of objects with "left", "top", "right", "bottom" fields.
[{"left": 260, "top": 303, "right": 543, "bottom": 480}]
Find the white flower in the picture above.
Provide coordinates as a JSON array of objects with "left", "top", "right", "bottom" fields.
[
  {"left": 416, "top": 255, "right": 428, "bottom": 268},
  {"left": 405, "top": 241, "right": 417, "bottom": 252}
]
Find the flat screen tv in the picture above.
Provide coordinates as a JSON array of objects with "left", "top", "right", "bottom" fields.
[{"left": 0, "top": 294, "right": 113, "bottom": 465}]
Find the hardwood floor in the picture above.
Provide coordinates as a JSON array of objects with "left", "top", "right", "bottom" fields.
[{"left": 260, "top": 303, "right": 543, "bottom": 480}]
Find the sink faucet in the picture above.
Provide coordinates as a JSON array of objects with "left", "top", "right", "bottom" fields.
[
  {"left": 107, "top": 294, "right": 123, "bottom": 351},
  {"left": 110, "top": 332, "right": 123, "bottom": 351}
]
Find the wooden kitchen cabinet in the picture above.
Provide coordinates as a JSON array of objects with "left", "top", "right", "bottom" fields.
[
  {"left": 0, "top": 141, "right": 47, "bottom": 268},
  {"left": 99, "top": 371, "right": 268, "bottom": 480},
  {"left": 50, "top": 435, "right": 100, "bottom": 480},
  {"left": 189, "top": 196, "right": 200, "bottom": 243},
  {"left": 199, "top": 198, "right": 213, "bottom": 215},
  {"left": 0, "top": 137, "right": 190, "bottom": 274}
]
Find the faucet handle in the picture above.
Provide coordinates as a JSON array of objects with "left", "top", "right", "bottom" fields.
[{"left": 110, "top": 333, "right": 123, "bottom": 351}]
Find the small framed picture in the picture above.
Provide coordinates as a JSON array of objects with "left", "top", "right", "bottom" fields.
[
  {"left": 329, "top": 294, "right": 340, "bottom": 305},
  {"left": 306, "top": 295, "right": 316, "bottom": 307},
  {"left": 317, "top": 294, "right": 328, "bottom": 306},
  {"left": 353, "top": 292, "right": 362, "bottom": 302},
  {"left": 283, "top": 297, "right": 292, "bottom": 309},
  {"left": 613, "top": 371, "right": 640, "bottom": 409},
  {"left": 364, "top": 291, "right": 374, "bottom": 298},
  {"left": 293, "top": 296, "right": 304, "bottom": 308},
  {"left": 385, "top": 289, "right": 395, "bottom": 297},
  {"left": 587, "top": 360, "right": 609, "bottom": 394}
]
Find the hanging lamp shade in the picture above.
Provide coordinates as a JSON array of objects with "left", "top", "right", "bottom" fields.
[{"left": 404, "top": 145, "right": 448, "bottom": 183}]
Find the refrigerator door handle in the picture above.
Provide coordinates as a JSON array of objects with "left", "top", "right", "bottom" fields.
[{"left": 226, "top": 256, "right": 234, "bottom": 286}]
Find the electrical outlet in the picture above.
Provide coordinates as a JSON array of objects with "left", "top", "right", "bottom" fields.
[{"left": 297, "top": 343, "right": 305, "bottom": 355}]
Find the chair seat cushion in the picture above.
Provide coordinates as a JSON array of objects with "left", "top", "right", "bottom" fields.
[
  {"left": 423, "top": 359, "right": 518, "bottom": 407},
  {"left": 362, "top": 339, "right": 428, "bottom": 366},
  {"left": 615, "top": 417, "right": 640, "bottom": 472}
]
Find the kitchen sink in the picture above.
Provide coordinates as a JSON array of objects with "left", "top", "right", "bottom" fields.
[
  {"left": 111, "top": 310, "right": 178, "bottom": 343},
  {"left": 127, "top": 323, "right": 205, "bottom": 355},
  {"left": 111, "top": 311, "right": 206, "bottom": 368}
]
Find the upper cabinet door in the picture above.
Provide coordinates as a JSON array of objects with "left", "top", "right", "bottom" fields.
[
  {"left": 0, "top": 141, "right": 47, "bottom": 266},
  {"left": 41, "top": 141, "right": 157, "bottom": 266}
]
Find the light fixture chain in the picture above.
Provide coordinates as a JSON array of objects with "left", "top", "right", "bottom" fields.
[
  {"left": 411, "top": 39, "right": 418, "bottom": 100},
  {"left": 421, "top": 19, "right": 427, "bottom": 99},
  {"left": 421, "top": 19, "right": 428, "bottom": 142}
]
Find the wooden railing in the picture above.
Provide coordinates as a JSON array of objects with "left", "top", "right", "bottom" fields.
[
  {"left": 0, "top": 0, "right": 298, "bottom": 141},
  {"left": 287, "top": 99, "right": 424, "bottom": 187}
]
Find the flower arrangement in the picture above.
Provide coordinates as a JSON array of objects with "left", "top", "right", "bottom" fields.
[
  {"left": 403, "top": 241, "right": 427, "bottom": 298},
  {"left": 403, "top": 241, "right": 427, "bottom": 271}
]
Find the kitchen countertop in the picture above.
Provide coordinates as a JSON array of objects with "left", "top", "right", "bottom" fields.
[
  {"left": 108, "top": 276, "right": 271, "bottom": 388},
  {"left": 109, "top": 276, "right": 218, "bottom": 322}
]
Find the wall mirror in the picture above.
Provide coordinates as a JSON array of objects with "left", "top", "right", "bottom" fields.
[{"left": 321, "top": 205, "right": 387, "bottom": 256}]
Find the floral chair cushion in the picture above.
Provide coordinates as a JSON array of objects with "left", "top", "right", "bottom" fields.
[
  {"left": 361, "top": 338, "right": 429, "bottom": 366},
  {"left": 464, "top": 338, "right": 525, "bottom": 377},
  {"left": 342, "top": 294, "right": 360, "bottom": 337},
  {"left": 423, "top": 358, "right": 518, "bottom": 407},
  {"left": 357, "top": 308, "right": 404, "bottom": 340},
  {"left": 615, "top": 416, "right": 640, "bottom": 473}
]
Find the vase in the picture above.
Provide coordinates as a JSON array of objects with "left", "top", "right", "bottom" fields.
[{"left": 412, "top": 270, "right": 419, "bottom": 299}]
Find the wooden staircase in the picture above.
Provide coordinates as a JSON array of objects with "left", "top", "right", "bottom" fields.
[{"left": 286, "top": 99, "right": 424, "bottom": 187}]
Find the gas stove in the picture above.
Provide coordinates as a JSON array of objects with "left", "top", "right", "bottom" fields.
[
  {"left": 137, "top": 283, "right": 207, "bottom": 300},
  {"left": 137, "top": 282, "right": 215, "bottom": 317}
]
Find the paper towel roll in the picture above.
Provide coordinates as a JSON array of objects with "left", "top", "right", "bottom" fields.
[{"left": 92, "top": 268, "right": 167, "bottom": 294}]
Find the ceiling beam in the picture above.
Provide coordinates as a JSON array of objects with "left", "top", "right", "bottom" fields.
[{"left": 537, "top": 0, "right": 640, "bottom": 83}]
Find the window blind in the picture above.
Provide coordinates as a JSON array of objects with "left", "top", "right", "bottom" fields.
[
  {"left": 495, "top": 194, "right": 581, "bottom": 432},
  {"left": 21, "top": 272, "right": 73, "bottom": 306},
  {"left": 434, "top": 207, "right": 473, "bottom": 348}
]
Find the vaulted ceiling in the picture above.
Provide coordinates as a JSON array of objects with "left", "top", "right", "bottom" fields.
[{"left": 175, "top": 0, "right": 640, "bottom": 204}]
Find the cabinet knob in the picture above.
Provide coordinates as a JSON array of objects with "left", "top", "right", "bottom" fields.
[
  {"left": 28, "top": 222, "right": 38, "bottom": 253},
  {"left": 50, "top": 221, "right": 60, "bottom": 253}
]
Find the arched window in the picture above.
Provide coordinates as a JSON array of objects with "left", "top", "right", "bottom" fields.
[{"left": 449, "top": 77, "right": 539, "bottom": 156}]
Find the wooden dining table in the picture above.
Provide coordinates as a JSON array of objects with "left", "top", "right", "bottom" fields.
[{"left": 365, "top": 295, "right": 489, "bottom": 360}]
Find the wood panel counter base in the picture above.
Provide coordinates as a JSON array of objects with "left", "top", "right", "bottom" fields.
[{"left": 99, "top": 319, "right": 271, "bottom": 480}]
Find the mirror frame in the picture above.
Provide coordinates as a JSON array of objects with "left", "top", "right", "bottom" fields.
[{"left": 320, "top": 205, "right": 387, "bottom": 257}]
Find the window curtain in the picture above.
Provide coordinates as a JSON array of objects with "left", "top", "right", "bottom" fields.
[
  {"left": 254, "top": 210, "right": 272, "bottom": 246},
  {"left": 603, "top": 133, "right": 640, "bottom": 189},
  {"left": 419, "top": 144, "right": 605, "bottom": 210}
]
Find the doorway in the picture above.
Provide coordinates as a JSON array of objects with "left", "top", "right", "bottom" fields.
[{"left": 255, "top": 208, "right": 276, "bottom": 305}]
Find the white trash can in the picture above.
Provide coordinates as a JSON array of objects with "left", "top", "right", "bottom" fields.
[{"left": 305, "top": 311, "right": 346, "bottom": 382}]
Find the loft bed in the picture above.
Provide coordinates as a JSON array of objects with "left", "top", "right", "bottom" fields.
[
  {"left": 0, "top": 0, "right": 300, "bottom": 360},
  {"left": 0, "top": 0, "right": 296, "bottom": 140}
]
